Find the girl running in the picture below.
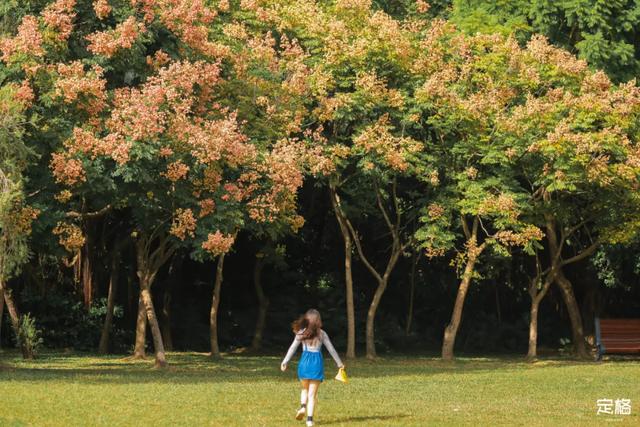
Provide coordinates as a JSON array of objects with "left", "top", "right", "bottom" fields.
[{"left": 281, "top": 309, "right": 344, "bottom": 426}]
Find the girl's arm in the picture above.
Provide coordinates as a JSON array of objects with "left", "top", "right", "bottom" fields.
[
  {"left": 282, "top": 334, "right": 302, "bottom": 366},
  {"left": 321, "top": 330, "right": 344, "bottom": 368}
]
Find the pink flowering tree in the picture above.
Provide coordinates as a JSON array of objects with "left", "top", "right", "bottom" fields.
[
  {"left": 0, "top": 0, "right": 308, "bottom": 365},
  {"left": 56, "top": 63, "right": 304, "bottom": 364},
  {"left": 190, "top": 136, "right": 307, "bottom": 358}
]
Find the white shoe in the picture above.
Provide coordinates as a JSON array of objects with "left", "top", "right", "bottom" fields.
[
  {"left": 295, "top": 407, "right": 305, "bottom": 420},
  {"left": 306, "top": 421, "right": 314, "bottom": 427}
]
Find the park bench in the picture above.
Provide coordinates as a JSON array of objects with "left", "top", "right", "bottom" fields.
[{"left": 594, "top": 318, "right": 640, "bottom": 360}]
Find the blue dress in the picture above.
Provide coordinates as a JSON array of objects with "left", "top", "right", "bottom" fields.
[
  {"left": 298, "top": 348, "right": 325, "bottom": 381},
  {"left": 282, "top": 329, "right": 343, "bottom": 382}
]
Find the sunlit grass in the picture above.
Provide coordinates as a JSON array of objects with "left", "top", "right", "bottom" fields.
[{"left": 0, "top": 351, "right": 638, "bottom": 426}]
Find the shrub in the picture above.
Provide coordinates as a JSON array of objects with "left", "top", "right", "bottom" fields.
[
  {"left": 20, "top": 289, "right": 131, "bottom": 352},
  {"left": 17, "top": 313, "right": 43, "bottom": 359}
]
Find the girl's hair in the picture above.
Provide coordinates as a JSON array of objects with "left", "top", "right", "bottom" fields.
[{"left": 291, "top": 309, "right": 322, "bottom": 340}]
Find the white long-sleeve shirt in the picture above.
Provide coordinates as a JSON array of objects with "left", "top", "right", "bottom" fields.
[{"left": 282, "top": 329, "right": 343, "bottom": 367}]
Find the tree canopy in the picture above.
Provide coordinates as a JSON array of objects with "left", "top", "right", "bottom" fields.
[{"left": 0, "top": 0, "right": 639, "bottom": 364}]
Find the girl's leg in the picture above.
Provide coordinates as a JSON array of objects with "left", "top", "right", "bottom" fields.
[
  {"left": 307, "top": 380, "right": 321, "bottom": 418},
  {"left": 296, "top": 380, "right": 310, "bottom": 420},
  {"left": 300, "top": 379, "right": 310, "bottom": 406}
]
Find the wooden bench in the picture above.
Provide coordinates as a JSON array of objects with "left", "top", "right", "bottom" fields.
[{"left": 594, "top": 318, "right": 640, "bottom": 360}]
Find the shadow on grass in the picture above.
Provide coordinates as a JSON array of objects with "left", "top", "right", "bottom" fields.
[
  {"left": 0, "top": 350, "right": 632, "bottom": 386},
  {"left": 322, "top": 414, "right": 409, "bottom": 425}
]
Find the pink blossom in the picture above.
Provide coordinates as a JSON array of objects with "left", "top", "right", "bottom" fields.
[
  {"left": 86, "top": 16, "right": 146, "bottom": 58},
  {"left": 0, "top": 15, "right": 44, "bottom": 62},
  {"left": 43, "top": 0, "right": 77, "bottom": 42},
  {"left": 202, "top": 231, "right": 235, "bottom": 256},
  {"left": 93, "top": 0, "right": 112, "bottom": 19},
  {"left": 14, "top": 80, "right": 35, "bottom": 107}
]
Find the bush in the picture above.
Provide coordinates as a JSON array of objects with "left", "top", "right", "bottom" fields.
[
  {"left": 20, "top": 289, "right": 131, "bottom": 352},
  {"left": 17, "top": 313, "right": 43, "bottom": 358}
]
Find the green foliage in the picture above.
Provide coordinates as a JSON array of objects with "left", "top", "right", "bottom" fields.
[
  {"left": 22, "top": 291, "right": 129, "bottom": 351},
  {"left": 450, "top": 0, "right": 532, "bottom": 40},
  {"left": 17, "top": 313, "right": 43, "bottom": 357},
  {"left": 448, "top": 0, "right": 640, "bottom": 82},
  {"left": 0, "top": 0, "right": 639, "bottom": 359},
  {"left": 0, "top": 80, "right": 37, "bottom": 282},
  {"left": 413, "top": 28, "right": 546, "bottom": 262}
]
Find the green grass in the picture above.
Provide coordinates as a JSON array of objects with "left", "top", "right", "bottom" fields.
[{"left": 0, "top": 351, "right": 638, "bottom": 426}]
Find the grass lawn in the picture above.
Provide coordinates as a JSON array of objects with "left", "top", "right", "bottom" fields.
[{"left": 0, "top": 351, "right": 638, "bottom": 426}]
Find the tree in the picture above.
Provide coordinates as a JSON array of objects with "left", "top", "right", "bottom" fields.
[
  {"left": 98, "top": 234, "right": 126, "bottom": 354},
  {"left": 249, "top": 241, "right": 287, "bottom": 351},
  {"left": 0, "top": 0, "right": 305, "bottom": 364},
  {"left": 414, "top": 22, "right": 640, "bottom": 358},
  {"left": 412, "top": 23, "right": 545, "bottom": 360},
  {"left": 493, "top": 37, "right": 640, "bottom": 358},
  {"left": 0, "top": 76, "right": 39, "bottom": 358},
  {"left": 449, "top": 0, "right": 640, "bottom": 82},
  {"left": 342, "top": 118, "right": 429, "bottom": 359},
  {"left": 190, "top": 134, "right": 307, "bottom": 358},
  {"left": 260, "top": 0, "right": 427, "bottom": 359},
  {"left": 328, "top": 182, "right": 356, "bottom": 358}
]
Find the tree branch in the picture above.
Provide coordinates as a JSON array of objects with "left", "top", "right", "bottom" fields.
[
  {"left": 66, "top": 204, "right": 112, "bottom": 219},
  {"left": 472, "top": 216, "right": 479, "bottom": 239},
  {"left": 461, "top": 216, "right": 471, "bottom": 240},
  {"left": 330, "top": 185, "right": 350, "bottom": 237},
  {"left": 560, "top": 240, "right": 599, "bottom": 267},
  {"left": 375, "top": 182, "right": 395, "bottom": 238},
  {"left": 344, "top": 216, "right": 383, "bottom": 283},
  {"left": 392, "top": 177, "right": 401, "bottom": 230},
  {"left": 563, "top": 218, "right": 591, "bottom": 240},
  {"left": 478, "top": 217, "right": 491, "bottom": 239}
]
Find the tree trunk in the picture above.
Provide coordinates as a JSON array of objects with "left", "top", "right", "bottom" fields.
[
  {"left": 527, "top": 288, "right": 551, "bottom": 361},
  {"left": 210, "top": 254, "right": 225, "bottom": 358},
  {"left": 526, "top": 268, "right": 554, "bottom": 361},
  {"left": 330, "top": 186, "right": 356, "bottom": 359},
  {"left": 133, "top": 294, "right": 147, "bottom": 359},
  {"left": 140, "top": 281, "right": 167, "bottom": 368},
  {"left": 161, "top": 285, "right": 173, "bottom": 351},
  {"left": 133, "top": 234, "right": 173, "bottom": 366},
  {"left": 554, "top": 270, "right": 589, "bottom": 358},
  {"left": 344, "top": 237, "right": 356, "bottom": 359},
  {"left": 250, "top": 256, "right": 269, "bottom": 351},
  {"left": 127, "top": 271, "right": 135, "bottom": 324},
  {"left": 81, "top": 235, "right": 93, "bottom": 308},
  {"left": 365, "top": 278, "right": 389, "bottom": 360},
  {"left": 544, "top": 215, "right": 590, "bottom": 359},
  {"left": 3, "top": 287, "right": 20, "bottom": 338},
  {"left": 98, "top": 253, "right": 119, "bottom": 354},
  {"left": 342, "top": 179, "right": 406, "bottom": 360},
  {"left": 405, "top": 252, "right": 419, "bottom": 337},
  {"left": 494, "top": 279, "right": 502, "bottom": 327},
  {"left": 442, "top": 253, "right": 479, "bottom": 361},
  {"left": 527, "top": 296, "right": 540, "bottom": 360},
  {"left": 1, "top": 281, "right": 30, "bottom": 358},
  {"left": 0, "top": 287, "right": 4, "bottom": 349}
]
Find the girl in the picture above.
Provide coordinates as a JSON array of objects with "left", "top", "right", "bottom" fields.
[{"left": 281, "top": 309, "right": 344, "bottom": 427}]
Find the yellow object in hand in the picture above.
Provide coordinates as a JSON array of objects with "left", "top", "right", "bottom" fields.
[{"left": 335, "top": 367, "right": 348, "bottom": 383}]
